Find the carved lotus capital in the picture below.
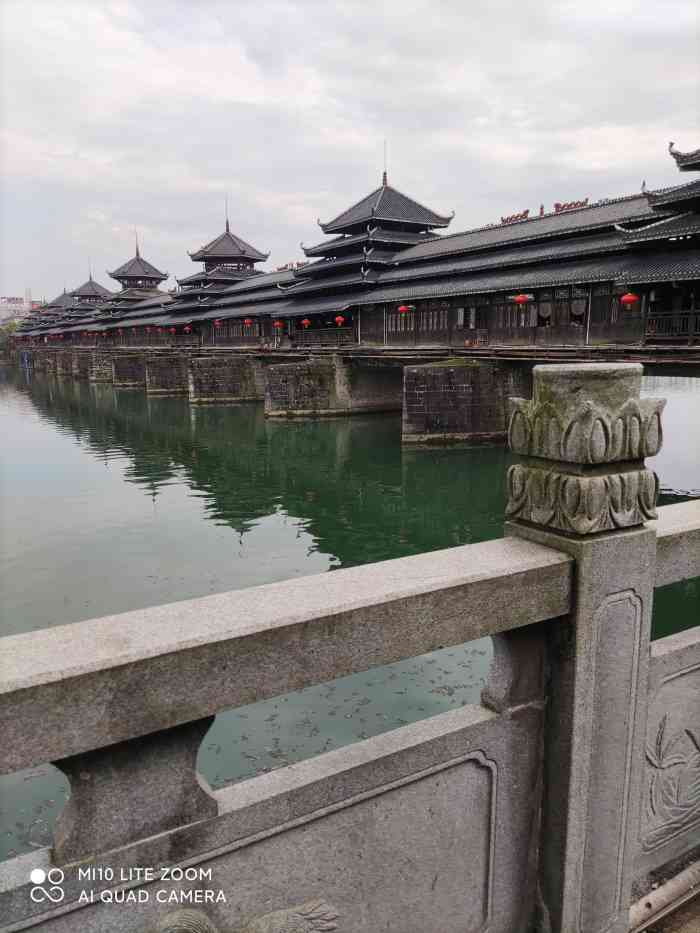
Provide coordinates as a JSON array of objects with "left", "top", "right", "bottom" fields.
[{"left": 506, "top": 464, "right": 659, "bottom": 535}]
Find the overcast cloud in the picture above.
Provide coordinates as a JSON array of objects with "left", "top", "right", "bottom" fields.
[{"left": 1, "top": 0, "right": 698, "bottom": 300}]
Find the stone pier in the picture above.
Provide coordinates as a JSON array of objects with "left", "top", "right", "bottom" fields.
[
  {"left": 145, "top": 353, "right": 189, "bottom": 396},
  {"left": 71, "top": 351, "right": 92, "bottom": 380},
  {"left": 188, "top": 354, "right": 265, "bottom": 404},
  {"left": 402, "top": 358, "right": 532, "bottom": 443},
  {"left": 265, "top": 354, "right": 403, "bottom": 417},
  {"left": 55, "top": 350, "right": 73, "bottom": 377},
  {"left": 113, "top": 353, "right": 147, "bottom": 388},
  {"left": 89, "top": 350, "right": 115, "bottom": 383}
]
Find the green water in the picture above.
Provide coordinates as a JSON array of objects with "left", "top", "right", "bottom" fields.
[{"left": 0, "top": 366, "right": 697, "bottom": 860}]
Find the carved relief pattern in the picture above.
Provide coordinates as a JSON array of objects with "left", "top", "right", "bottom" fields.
[
  {"left": 508, "top": 396, "right": 665, "bottom": 464},
  {"left": 238, "top": 899, "right": 340, "bottom": 932},
  {"left": 505, "top": 463, "right": 659, "bottom": 534},
  {"left": 643, "top": 714, "right": 700, "bottom": 850}
]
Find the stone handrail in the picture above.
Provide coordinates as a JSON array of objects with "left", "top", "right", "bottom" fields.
[{"left": 0, "top": 536, "right": 572, "bottom": 773}]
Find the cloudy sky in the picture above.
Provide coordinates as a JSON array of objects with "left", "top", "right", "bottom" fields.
[{"left": 1, "top": 0, "right": 698, "bottom": 301}]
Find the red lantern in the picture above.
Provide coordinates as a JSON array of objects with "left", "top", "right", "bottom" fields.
[
  {"left": 214, "top": 319, "right": 223, "bottom": 327},
  {"left": 513, "top": 294, "right": 531, "bottom": 305},
  {"left": 620, "top": 292, "right": 640, "bottom": 307},
  {"left": 273, "top": 320, "right": 284, "bottom": 329},
  {"left": 243, "top": 318, "right": 253, "bottom": 327},
  {"left": 301, "top": 318, "right": 311, "bottom": 328},
  {"left": 117, "top": 328, "right": 123, "bottom": 335},
  {"left": 146, "top": 326, "right": 152, "bottom": 333},
  {"left": 184, "top": 325, "right": 192, "bottom": 333},
  {"left": 169, "top": 327, "right": 177, "bottom": 334},
  {"left": 398, "top": 304, "right": 415, "bottom": 314},
  {"left": 334, "top": 315, "right": 345, "bottom": 327}
]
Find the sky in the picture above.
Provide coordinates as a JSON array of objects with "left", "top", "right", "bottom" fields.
[{"left": 0, "top": 0, "right": 698, "bottom": 301}]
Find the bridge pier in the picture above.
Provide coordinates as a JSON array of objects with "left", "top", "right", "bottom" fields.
[
  {"left": 145, "top": 353, "right": 189, "bottom": 396},
  {"left": 402, "top": 359, "right": 532, "bottom": 444},
  {"left": 188, "top": 354, "right": 265, "bottom": 403},
  {"left": 55, "top": 350, "right": 72, "bottom": 377},
  {"left": 113, "top": 353, "right": 147, "bottom": 388},
  {"left": 89, "top": 349, "right": 115, "bottom": 383},
  {"left": 265, "top": 354, "right": 403, "bottom": 417},
  {"left": 71, "top": 350, "right": 92, "bottom": 380}
]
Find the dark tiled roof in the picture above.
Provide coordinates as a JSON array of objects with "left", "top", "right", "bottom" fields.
[
  {"left": 362, "top": 248, "right": 700, "bottom": 305},
  {"left": 623, "top": 248, "right": 700, "bottom": 283},
  {"left": 620, "top": 212, "right": 700, "bottom": 244},
  {"left": 669, "top": 142, "right": 700, "bottom": 171},
  {"left": 69, "top": 277, "right": 114, "bottom": 300},
  {"left": 303, "top": 228, "right": 437, "bottom": 256},
  {"left": 395, "top": 195, "right": 658, "bottom": 264},
  {"left": 282, "top": 272, "right": 377, "bottom": 297},
  {"left": 647, "top": 178, "right": 700, "bottom": 209},
  {"left": 296, "top": 249, "right": 398, "bottom": 279},
  {"left": 109, "top": 252, "right": 168, "bottom": 282},
  {"left": 46, "top": 289, "right": 77, "bottom": 309},
  {"left": 320, "top": 178, "right": 453, "bottom": 233},
  {"left": 189, "top": 223, "right": 268, "bottom": 262},
  {"left": 217, "top": 269, "right": 295, "bottom": 295},
  {"left": 379, "top": 232, "right": 626, "bottom": 285}
]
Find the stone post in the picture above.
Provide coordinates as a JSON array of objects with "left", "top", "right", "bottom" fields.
[{"left": 505, "top": 363, "right": 665, "bottom": 933}]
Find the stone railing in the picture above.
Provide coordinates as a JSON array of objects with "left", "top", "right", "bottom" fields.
[{"left": 0, "top": 363, "right": 698, "bottom": 933}]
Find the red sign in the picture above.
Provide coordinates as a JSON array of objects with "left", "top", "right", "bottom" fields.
[
  {"left": 554, "top": 198, "right": 588, "bottom": 213},
  {"left": 501, "top": 209, "right": 529, "bottom": 225}
]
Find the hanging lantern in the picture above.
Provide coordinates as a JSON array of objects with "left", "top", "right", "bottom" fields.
[
  {"left": 243, "top": 318, "right": 254, "bottom": 327},
  {"left": 117, "top": 328, "right": 123, "bottom": 335},
  {"left": 273, "top": 320, "right": 284, "bottom": 329},
  {"left": 512, "top": 294, "right": 531, "bottom": 305},
  {"left": 398, "top": 304, "right": 415, "bottom": 314},
  {"left": 157, "top": 326, "right": 165, "bottom": 333},
  {"left": 146, "top": 326, "right": 152, "bottom": 333},
  {"left": 214, "top": 319, "right": 223, "bottom": 328},
  {"left": 184, "top": 325, "right": 192, "bottom": 334},
  {"left": 334, "top": 315, "right": 345, "bottom": 327},
  {"left": 620, "top": 292, "right": 640, "bottom": 307},
  {"left": 301, "top": 318, "right": 311, "bottom": 328},
  {"left": 169, "top": 327, "right": 177, "bottom": 334}
]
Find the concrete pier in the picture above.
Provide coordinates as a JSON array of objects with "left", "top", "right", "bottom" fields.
[
  {"left": 265, "top": 354, "right": 403, "bottom": 417},
  {"left": 188, "top": 354, "right": 265, "bottom": 404},
  {"left": 402, "top": 358, "right": 532, "bottom": 443}
]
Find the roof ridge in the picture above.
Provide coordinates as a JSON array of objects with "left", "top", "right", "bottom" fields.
[
  {"left": 377, "top": 181, "right": 453, "bottom": 223},
  {"left": 401, "top": 192, "right": 651, "bottom": 250}
]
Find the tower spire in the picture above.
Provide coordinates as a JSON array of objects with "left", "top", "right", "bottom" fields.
[
  {"left": 382, "top": 139, "right": 388, "bottom": 186},
  {"left": 88, "top": 257, "right": 93, "bottom": 281},
  {"left": 135, "top": 230, "right": 140, "bottom": 258},
  {"left": 225, "top": 195, "right": 230, "bottom": 233}
]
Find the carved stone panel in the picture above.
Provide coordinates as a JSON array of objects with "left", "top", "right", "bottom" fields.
[{"left": 642, "top": 660, "right": 700, "bottom": 858}]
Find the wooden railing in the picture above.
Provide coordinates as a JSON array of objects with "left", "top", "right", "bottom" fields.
[{"left": 645, "top": 309, "right": 700, "bottom": 344}]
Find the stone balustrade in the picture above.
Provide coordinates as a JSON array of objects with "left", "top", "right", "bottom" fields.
[{"left": 0, "top": 363, "right": 698, "bottom": 933}]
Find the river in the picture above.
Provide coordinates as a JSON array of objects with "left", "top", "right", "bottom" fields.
[{"left": 0, "top": 365, "right": 698, "bottom": 860}]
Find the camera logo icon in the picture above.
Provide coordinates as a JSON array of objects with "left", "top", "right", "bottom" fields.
[{"left": 29, "top": 868, "right": 65, "bottom": 904}]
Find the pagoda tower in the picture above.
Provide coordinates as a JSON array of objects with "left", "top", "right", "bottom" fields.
[
  {"left": 285, "top": 171, "right": 453, "bottom": 298},
  {"left": 108, "top": 240, "right": 168, "bottom": 300},
  {"left": 69, "top": 274, "right": 114, "bottom": 304},
  {"left": 177, "top": 218, "right": 269, "bottom": 291}
]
